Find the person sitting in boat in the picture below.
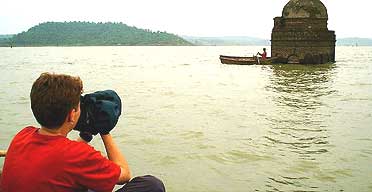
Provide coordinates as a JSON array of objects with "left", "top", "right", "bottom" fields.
[
  {"left": 257, "top": 48, "right": 267, "bottom": 60},
  {"left": 0, "top": 73, "right": 165, "bottom": 192}
]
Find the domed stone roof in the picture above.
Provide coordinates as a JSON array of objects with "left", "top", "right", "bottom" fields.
[{"left": 282, "top": 0, "right": 328, "bottom": 19}]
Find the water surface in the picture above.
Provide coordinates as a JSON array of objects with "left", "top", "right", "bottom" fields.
[{"left": 0, "top": 46, "right": 371, "bottom": 191}]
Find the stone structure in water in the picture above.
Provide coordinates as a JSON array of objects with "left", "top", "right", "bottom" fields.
[{"left": 271, "top": 0, "right": 336, "bottom": 64}]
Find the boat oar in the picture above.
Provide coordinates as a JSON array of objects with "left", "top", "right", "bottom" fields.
[{"left": 0, "top": 150, "right": 6, "bottom": 157}]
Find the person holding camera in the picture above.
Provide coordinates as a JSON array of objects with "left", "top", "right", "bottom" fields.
[{"left": 0, "top": 73, "right": 165, "bottom": 192}]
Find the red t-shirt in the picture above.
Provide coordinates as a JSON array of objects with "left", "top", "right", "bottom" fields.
[
  {"left": 1, "top": 126, "right": 121, "bottom": 192},
  {"left": 261, "top": 52, "right": 267, "bottom": 60}
]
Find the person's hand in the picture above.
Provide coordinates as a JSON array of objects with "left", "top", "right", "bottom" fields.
[{"left": 0, "top": 150, "right": 7, "bottom": 157}]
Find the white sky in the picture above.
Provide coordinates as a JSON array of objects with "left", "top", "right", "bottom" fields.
[{"left": 0, "top": 0, "right": 371, "bottom": 39}]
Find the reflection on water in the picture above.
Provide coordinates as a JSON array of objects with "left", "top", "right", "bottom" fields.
[
  {"left": 264, "top": 64, "right": 338, "bottom": 191},
  {"left": 268, "top": 64, "right": 336, "bottom": 110}
]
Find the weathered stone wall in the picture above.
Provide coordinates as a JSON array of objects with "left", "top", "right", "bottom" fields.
[
  {"left": 272, "top": 46, "right": 335, "bottom": 64},
  {"left": 273, "top": 17, "right": 328, "bottom": 31},
  {"left": 271, "top": 17, "right": 336, "bottom": 64},
  {"left": 282, "top": 0, "right": 328, "bottom": 19},
  {"left": 272, "top": 31, "right": 335, "bottom": 41}
]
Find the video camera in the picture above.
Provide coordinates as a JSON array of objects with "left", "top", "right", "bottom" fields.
[{"left": 74, "top": 90, "right": 122, "bottom": 135}]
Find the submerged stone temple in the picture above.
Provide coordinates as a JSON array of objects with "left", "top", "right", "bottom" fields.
[{"left": 271, "top": 0, "right": 336, "bottom": 64}]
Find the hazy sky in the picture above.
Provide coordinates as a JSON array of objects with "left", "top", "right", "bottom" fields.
[{"left": 0, "top": 0, "right": 371, "bottom": 39}]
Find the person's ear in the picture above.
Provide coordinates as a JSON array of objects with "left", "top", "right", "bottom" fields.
[{"left": 67, "top": 108, "right": 77, "bottom": 124}]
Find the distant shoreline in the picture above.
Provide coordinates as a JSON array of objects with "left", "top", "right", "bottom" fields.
[
  {"left": 2, "top": 22, "right": 372, "bottom": 47},
  {"left": 0, "top": 44, "right": 198, "bottom": 47},
  {"left": 1, "top": 45, "right": 371, "bottom": 48}
]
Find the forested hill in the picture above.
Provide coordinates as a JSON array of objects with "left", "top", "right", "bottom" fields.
[{"left": 3, "top": 22, "right": 192, "bottom": 46}]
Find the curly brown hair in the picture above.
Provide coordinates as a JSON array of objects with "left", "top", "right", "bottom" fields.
[{"left": 30, "top": 73, "right": 83, "bottom": 129}]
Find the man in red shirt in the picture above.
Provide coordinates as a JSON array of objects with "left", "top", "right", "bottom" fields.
[
  {"left": 257, "top": 48, "right": 267, "bottom": 60},
  {"left": 0, "top": 73, "right": 165, "bottom": 192}
]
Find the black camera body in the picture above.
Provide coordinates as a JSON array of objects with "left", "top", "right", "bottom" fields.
[{"left": 74, "top": 90, "right": 122, "bottom": 135}]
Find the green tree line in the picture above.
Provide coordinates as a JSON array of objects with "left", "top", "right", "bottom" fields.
[{"left": 0, "top": 22, "right": 193, "bottom": 46}]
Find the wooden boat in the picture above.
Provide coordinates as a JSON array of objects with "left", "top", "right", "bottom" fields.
[{"left": 220, "top": 55, "right": 273, "bottom": 65}]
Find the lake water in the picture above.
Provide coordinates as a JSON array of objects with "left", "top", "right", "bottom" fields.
[{"left": 0, "top": 46, "right": 371, "bottom": 191}]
